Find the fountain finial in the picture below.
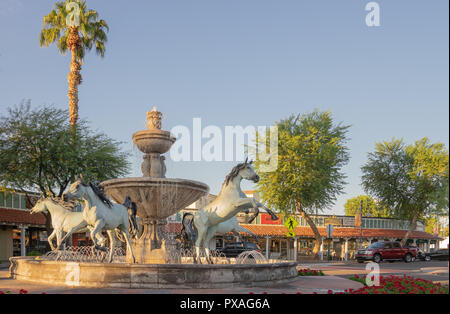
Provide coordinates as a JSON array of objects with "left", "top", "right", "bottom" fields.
[{"left": 147, "top": 106, "right": 162, "bottom": 130}]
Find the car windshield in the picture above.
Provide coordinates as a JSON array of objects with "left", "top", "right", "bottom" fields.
[{"left": 368, "top": 242, "right": 384, "bottom": 249}]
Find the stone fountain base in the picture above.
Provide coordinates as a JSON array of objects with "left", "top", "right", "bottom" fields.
[{"left": 9, "top": 257, "right": 299, "bottom": 289}]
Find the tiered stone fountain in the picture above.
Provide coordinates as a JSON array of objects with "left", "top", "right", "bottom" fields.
[
  {"left": 102, "top": 107, "right": 209, "bottom": 264},
  {"left": 9, "top": 108, "right": 299, "bottom": 289}
]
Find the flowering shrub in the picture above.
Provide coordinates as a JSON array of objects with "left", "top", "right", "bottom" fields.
[
  {"left": 346, "top": 274, "right": 449, "bottom": 294},
  {"left": 297, "top": 268, "right": 324, "bottom": 276},
  {"left": 0, "top": 289, "right": 34, "bottom": 294}
]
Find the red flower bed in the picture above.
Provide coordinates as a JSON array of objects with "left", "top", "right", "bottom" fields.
[
  {"left": 345, "top": 274, "right": 449, "bottom": 294},
  {"left": 297, "top": 268, "right": 324, "bottom": 276}
]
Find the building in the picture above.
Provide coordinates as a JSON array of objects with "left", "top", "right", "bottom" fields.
[
  {"left": 165, "top": 191, "right": 443, "bottom": 261},
  {"left": 0, "top": 190, "right": 47, "bottom": 262}
]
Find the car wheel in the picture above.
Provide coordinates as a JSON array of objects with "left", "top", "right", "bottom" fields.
[
  {"left": 425, "top": 255, "right": 431, "bottom": 261},
  {"left": 373, "top": 254, "right": 382, "bottom": 263},
  {"left": 404, "top": 253, "right": 412, "bottom": 263}
]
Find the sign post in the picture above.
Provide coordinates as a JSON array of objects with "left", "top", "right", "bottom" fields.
[{"left": 326, "top": 224, "right": 334, "bottom": 261}]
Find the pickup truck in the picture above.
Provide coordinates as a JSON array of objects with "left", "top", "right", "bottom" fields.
[{"left": 356, "top": 241, "right": 417, "bottom": 263}]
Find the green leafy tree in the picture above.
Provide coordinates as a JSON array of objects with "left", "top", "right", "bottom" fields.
[
  {"left": 361, "top": 138, "right": 449, "bottom": 246},
  {"left": 344, "top": 195, "right": 392, "bottom": 217},
  {"left": 0, "top": 102, "right": 130, "bottom": 231},
  {"left": 39, "top": 0, "right": 109, "bottom": 127},
  {"left": 254, "top": 110, "right": 350, "bottom": 257}
]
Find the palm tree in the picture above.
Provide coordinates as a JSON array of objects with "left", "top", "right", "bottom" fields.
[{"left": 39, "top": 0, "right": 108, "bottom": 127}]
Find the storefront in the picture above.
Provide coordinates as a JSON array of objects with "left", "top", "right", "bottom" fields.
[{"left": 0, "top": 191, "right": 48, "bottom": 261}]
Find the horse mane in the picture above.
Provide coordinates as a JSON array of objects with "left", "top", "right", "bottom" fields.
[
  {"left": 89, "top": 182, "right": 113, "bottom": 208},
  {"left": 44, "top": 197, "right": 75, "bottom": 209},
  {"left": 223, "top": 162, "right": 248, "bottom": 187}
]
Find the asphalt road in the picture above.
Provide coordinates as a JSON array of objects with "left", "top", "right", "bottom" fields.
[{"left": 307, "top": 260, "right": 449, "bottom": 284}]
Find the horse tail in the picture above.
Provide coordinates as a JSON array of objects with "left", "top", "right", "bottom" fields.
[{"left": 181, "top": 212, "right": 197, "bottom": 244}]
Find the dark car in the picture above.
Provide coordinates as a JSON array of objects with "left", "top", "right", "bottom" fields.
[
  {"left": 355, "top": 241, "right": 417, "bottom": 263},
  {"left": 218, "top": 241, "right": 262, "bottom": 258},
  {"left": 428, "top": 249, "right": 449, "bottom": 261},
  {"left": 409, "top": 247, "right": 432, "bottom": 261}
]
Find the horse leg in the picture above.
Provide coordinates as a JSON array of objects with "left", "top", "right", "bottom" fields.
[
  {"left": 194, "top": 230, "right": 205, "bottom": 264},
  {"left": 47, "top": 229, "right": 57, "bottom": 251},
  {"left": 119, "top": 225, "right": 135, "bottom": 264},
  {"left": 90, "top": 220, "right": 107, "bottom": 253},
  {"left": 105, "top": 230, "right": 116, "bottom": 263},
  {"left": 58, "top": 221, "right": 88, "bottom": 250},
  {"left": 56, "top": 230, "right": 64, "bottom": 250},
  {"left": 204, "top": 227, "right": 217, "bottom": 264}
]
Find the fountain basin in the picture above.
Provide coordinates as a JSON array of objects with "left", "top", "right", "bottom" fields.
[
  {"left": 102, "top": 177, "right": 209, "bottom": 219},
  {"left": 132, "top": 129, "right": 176, "bottom": 154},
  {"left": 9, "top": 257, "right": 299, "bottom": 289}
]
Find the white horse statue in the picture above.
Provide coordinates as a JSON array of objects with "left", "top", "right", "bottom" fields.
[
  {"left": 30, "top": 198, "right": 107, "bottom": 251},
  {"left": 182, "top": 158, "right": 273, "bottom": 264},
  {"left": 61, "top": 176, "right": 136, "bottom": 263}
]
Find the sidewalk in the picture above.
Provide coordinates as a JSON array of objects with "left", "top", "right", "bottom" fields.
[
  {"left": 420, "top": 266, "right": 449, "bottom": 275},
  {"left": 0, "top": 269, "right": 363, "bottom": 294},
  {"left": 0, "top": 261, "right": 10, "bottom": 269}
]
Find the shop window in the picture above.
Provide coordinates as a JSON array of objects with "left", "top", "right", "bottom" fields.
[
  {"left": 0, "top": 192, "right": 4, "bottom": 207},
  {"left": 20, "top": 195, "right": 27, "bottom": 209},
  {"left": 5, "top": 193, "right": 12, "bottom": 208},
  {"left": 13, "top": 194, "right": 20, "bottom": 209}
]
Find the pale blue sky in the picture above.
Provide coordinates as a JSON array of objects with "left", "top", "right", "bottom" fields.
[{"left": 0, "top": 0, "right": 448, "bottom": 214}]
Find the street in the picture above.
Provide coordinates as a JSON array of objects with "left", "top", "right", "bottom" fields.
[{"left": 306, "top": 260, "right": 449, "bottom": 284}]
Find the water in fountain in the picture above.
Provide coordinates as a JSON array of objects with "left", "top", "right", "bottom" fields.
[
  {"left": 236, "top": 250, "right": 268, "bottom": 264},
  {"left": 40, "top": 246, "right": 126, "bottom": 263}
]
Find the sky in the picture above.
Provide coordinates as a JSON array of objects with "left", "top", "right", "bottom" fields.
[{"left": 0, "top": 0, "right": 448, "bottom": 215}]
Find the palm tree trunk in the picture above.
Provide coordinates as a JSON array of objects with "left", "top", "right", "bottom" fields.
[
  {"left": 401, "top": 212, "right": 419, "bottom": 247},
  {"left": 67, "top": 26, "right": 82, "bottom": 127},
  {"left": 297, "top": 200, "right": 322, "bottom": 258}
]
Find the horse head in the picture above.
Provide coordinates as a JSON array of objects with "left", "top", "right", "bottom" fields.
[
  {"left": 63, "top": 174, "right": 88, "bottom": 202},
  {"left": 30, "top": 197, "right": 47, "bottom": 214},
  {"left": 226, "top": 158, "right": 259, "bottom": 185}
]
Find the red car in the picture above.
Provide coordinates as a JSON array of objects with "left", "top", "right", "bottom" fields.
[{"left": 356, "top": 241, "right": 417, "bottom": 263}]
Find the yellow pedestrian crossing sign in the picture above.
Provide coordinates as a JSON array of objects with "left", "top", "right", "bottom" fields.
[
  {"left": 284, "top": 216, "right": 298, "bottom": 231},
  {"left": 286, "top": 231, "right": 296, "bottom": 237}
]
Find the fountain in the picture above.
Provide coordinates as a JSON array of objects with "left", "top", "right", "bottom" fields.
[
  {"left": 9, "top": 108, "right": 299, "bottom": 289},
  {"left": 101, "top": 107, "right": 209, "bottom": 264}
]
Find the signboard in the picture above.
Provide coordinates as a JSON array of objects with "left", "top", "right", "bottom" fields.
[
  {"left": 326, "top": 224, "right": 334, "bottom": 238},
  {"left": 342, "top": 216, "right": 355, "bottom": 227},
  {"left": 324, "top": 216, "right": 342, "bottom": 226},
  {"left": 261, "top": 213, "right": 282, "bottom": 225},
  {"left": 284, "top": 216, "right": 298, "bottom": 231},
  {"left": 286, "top": 231, "right": 296, "bottom": 238}
]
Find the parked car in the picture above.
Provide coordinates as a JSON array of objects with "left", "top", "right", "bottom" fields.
[
  {"left": 217, "top": 241, "right": 262, "bottom": 258},
  {"left": 408, "top": 247, "right": 432, "bottom": 261},
  {"left": 356, "top": 241, "right": 418, "bottom": 263},
  {"left": 428, "top": 249, "right": 449, "bottom": 261}
]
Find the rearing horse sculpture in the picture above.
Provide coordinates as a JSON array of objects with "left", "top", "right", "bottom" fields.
[
  {"left": 182, "top": 158, "right": 274, "bottom": 264},
  {"left": 61, "top": 176, "right": 136, "bottom": 263}
]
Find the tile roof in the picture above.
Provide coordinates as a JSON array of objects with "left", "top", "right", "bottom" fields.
[
  {"left": 0, "top": 207, "right": 46, "bottom": 226},
  {"left": 239, "top": 224, "right": 442, "bottom": 240},
  {"left": 162, "top": 222, "right": 441, "bottom": 240}
]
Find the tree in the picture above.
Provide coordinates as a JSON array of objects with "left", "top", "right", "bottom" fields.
[
  {"left": 0, "top": 102, "right": 130, "bottom": 232},
  {"left": 344, "top": 195, "right": 392, "bottom": 217},
  {"left": 254, "top": 110, "right": 350, "bottom": 257},
  {"left": 39, "top": 0, "right": 109, "bottom": 127},
  {"left": 361, "top": 138, "right": 449, "bottom": 246}
]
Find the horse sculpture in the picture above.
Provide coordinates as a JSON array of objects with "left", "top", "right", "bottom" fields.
[
  {"left": 182, "top": 158, "right": 275, "bottom": 264},
  {"left": 61, "top": 175, "right": 136, "bottom": 263},
  {"left": 30, "top": 198, "right": 106, "bottom": 250}
]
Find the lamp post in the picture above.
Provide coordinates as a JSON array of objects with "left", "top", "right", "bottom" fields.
[{"left": 359, "top": 199, "right": 363, "bottom": 249}]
